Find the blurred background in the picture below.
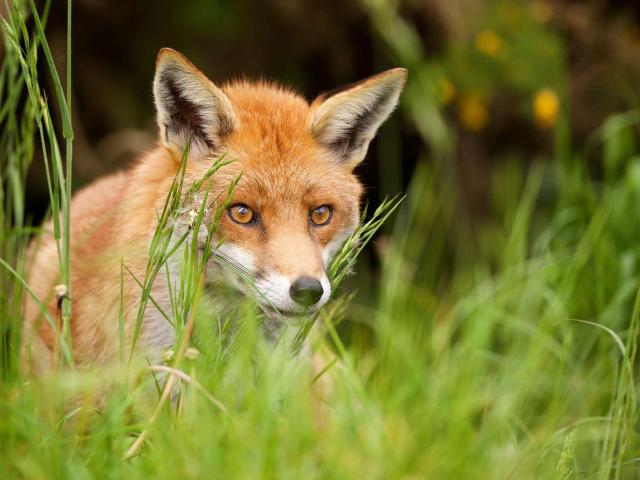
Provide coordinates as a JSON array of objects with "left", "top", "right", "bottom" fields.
[{"left": 20, "top": 0, "right": 640, "bottom": 222}]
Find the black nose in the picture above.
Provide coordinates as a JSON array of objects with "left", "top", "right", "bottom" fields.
[{"left": 289, "top": 276, "right": 324, "bottom": 307}]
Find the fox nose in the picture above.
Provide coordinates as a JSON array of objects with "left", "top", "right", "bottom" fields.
[{"left": 290, "top": 276, "right": 324, "bottom": 307}]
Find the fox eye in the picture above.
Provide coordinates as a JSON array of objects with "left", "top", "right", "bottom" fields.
[
  {"left": 310, "top": 205, "right": 332, "bottom": 226},
  {"left": 228, "top": 204, "right": 255, "bottom": 225}
]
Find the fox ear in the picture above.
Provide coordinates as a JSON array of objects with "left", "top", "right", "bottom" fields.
[
  {"left": 153, "top": 48, "right": 237, "bottom": 159},
  {"left": 309, "top": 68, "right": 407, "bottom": 168}
]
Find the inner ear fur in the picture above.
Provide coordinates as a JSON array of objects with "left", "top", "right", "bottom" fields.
[
  {"left": 153, "top": 48, "right": 237, "bottom": 159},
  {"left": 309, "top": 68, "right": 407, "bottom": 168}
]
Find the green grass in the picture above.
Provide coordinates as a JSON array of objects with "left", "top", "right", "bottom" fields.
[{"left": 2, "top": 1, "right": 640, "bottom": 478}]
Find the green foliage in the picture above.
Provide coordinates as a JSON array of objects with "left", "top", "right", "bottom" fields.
[{"left": 1, "top": 0, "right": 640, "bottom": 478}]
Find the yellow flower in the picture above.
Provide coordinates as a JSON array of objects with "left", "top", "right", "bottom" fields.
[
  {"left": 533, "top": 88, "right": 559, "bottom": 128},
  {"left": 475, "top": 30, "right": 503, "bottom": 57},
  {"left": 458, "top": 95, "right": 488, "bottom": 131},
  {"left": 439, "top": 78, "right": 456, "bottom": 105}
]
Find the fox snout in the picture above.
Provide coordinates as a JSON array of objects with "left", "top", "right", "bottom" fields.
[
  {"left": 255, "top": 269, "right": 332, "bottom": 318},
  {"left": 213, "top": 239, "right": 332, "bottom": 318},
  {"left": 289, "top": 276, "right": 324, "bottom": 307}
]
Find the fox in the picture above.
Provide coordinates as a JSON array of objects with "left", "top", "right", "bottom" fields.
[{"left": 21, "top": 48, "right": 407, "bottom": 373}]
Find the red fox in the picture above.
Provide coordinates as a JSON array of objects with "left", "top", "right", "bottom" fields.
[{"left": 21, "top": 48, "right": 407, "bottom": 372}]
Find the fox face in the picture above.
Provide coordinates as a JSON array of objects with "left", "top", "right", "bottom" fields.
[{"left": 153, "top": 49, "right": 406, "bottom": 321}]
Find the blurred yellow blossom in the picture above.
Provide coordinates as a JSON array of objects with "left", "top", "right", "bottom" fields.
[
  {"left": 458, "top": 95, "right": 488, "bottom": 131},
  {"left": 533, "top": 88, "right": 559, "bottom": 128},
  {"left": 439, "top": 78, "right": 456, "bottom": 105},
  {"left": 475, "top": 30, "right": 503, "bottom": 57}
]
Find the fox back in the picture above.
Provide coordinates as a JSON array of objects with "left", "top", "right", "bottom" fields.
[{"left": 21, "top": 48, "right": 406, "bottom": 371}]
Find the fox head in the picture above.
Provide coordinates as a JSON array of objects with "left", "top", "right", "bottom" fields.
[{"left": 152, "top": 48, "right": 406, "bottom": 321}]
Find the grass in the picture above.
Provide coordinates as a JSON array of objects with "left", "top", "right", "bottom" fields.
[{"left": 2, "top": 1, "right": 640, "bottom": 478}]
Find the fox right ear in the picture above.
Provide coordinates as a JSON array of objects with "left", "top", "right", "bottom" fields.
[{"left": 153, "top": 48, "right": 237, "bottom": 159}]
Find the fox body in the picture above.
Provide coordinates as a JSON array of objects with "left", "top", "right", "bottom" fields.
[{"left": 21, "top": 48, "right": 406, "bottom": 372}]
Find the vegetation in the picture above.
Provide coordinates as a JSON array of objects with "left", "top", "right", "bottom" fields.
[{"left": 2, "top": 0, "right": 640, "bottom": 478}]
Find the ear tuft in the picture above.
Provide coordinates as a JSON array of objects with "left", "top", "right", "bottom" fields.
[
  {"left": 309, "top": 68, "right": 407, "bottom": 168},
  {"left": 153, "top": 48, "right": 237, "bottom": 158}
]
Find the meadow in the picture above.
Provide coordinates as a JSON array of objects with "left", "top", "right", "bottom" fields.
[{"left": 1, "top": 1, "right": 640, "bottom": 478}]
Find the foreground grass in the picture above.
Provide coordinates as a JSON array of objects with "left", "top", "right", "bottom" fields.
[{"left": 2, "top": 2, "right": 640, "bottom": 479}]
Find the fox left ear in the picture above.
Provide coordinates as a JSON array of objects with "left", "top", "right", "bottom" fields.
[
  {"left": 309, "top": 68, "right": 407, "bottom": 168},
  {"left": 153, "top": 48, "right": 237, "bottom": 159}
]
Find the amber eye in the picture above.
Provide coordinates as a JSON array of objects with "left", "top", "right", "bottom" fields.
[
  {"left": 310, "top": 205, "right": 332, "bottom": 226},
  {"left": 228, "top": 204, "right": 255, "bottom": 225}
]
